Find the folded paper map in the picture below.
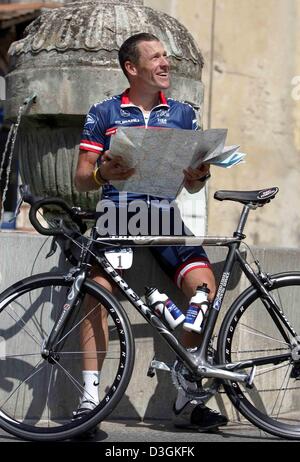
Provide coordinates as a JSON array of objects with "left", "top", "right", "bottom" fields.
[{"left": 108, "top": 127, "right": 245, "bottom": 197}]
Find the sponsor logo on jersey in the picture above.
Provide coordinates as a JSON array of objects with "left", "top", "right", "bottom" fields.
[
  {"left": 114, "top": 119, "right": 140, "bottom": 125},
  {"left": 156, "top": 109, "right": 170, "bottom": 117},
  {"left": 85, "top": 114, "right": 97, "bottom": 128}
]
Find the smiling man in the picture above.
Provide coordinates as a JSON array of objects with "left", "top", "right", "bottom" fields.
[{"left": 75, "top": 33, "right": 228, "bottom": 435}]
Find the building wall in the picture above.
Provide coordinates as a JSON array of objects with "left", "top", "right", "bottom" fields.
[{"left": 145, "top": 0, "right": 300, "bottom": 248}]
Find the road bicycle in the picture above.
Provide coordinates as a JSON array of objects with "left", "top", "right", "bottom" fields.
[{"left": 0, "top": 184, "right": 299, "bottom": 441}]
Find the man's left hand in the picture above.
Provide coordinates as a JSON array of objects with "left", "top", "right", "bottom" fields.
[{"left": 183, "top": 163, "right": 211, "bottom": 188}]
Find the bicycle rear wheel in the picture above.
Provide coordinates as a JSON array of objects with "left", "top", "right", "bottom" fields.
[
  {"left": 0, "top": 273, "right": 134, "bottom": 441},
  {"left": 218, "top": 272, "right": 300, "bottom": 440}
]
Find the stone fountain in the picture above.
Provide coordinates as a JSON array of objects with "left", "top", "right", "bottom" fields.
[{"left": 6, "top": 0, "right": 204, "bottom": 210}]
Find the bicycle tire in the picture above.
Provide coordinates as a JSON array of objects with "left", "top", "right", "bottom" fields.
[
  {"left": 218, "top": 271, "right": 300, "bottom": 440},
  {"left": 0, "top": 273, "right": 135, "bottom": 441}
]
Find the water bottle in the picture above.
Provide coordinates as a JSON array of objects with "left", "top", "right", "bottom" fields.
[
  {"left": 183, "top": 284, "right": 210, "bottom": 333},
  {"left": 145, "top": 287, "right": 185, "bottom": 330}
]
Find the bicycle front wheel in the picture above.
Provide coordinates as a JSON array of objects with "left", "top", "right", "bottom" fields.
[
  {"left": 0, "top": 273, "right": 134, "bottom": 441},
  {"left": 218, "top": 272, "right": 300, "bottom": 440}
]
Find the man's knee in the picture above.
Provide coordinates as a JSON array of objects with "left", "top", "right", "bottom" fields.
[
  {"left": 89, "top": 268, "right": 113, "bottom": 293},
  {"left": 181, "top": 267, "right": 216, "bottom": 300}
]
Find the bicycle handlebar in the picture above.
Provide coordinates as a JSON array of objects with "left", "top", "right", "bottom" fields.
[
  {"left": 20, "top": 186, "right": 87, "bottom": 236},
  {"left": 29, "top": 198, "right": 87, "bottom": 236}
]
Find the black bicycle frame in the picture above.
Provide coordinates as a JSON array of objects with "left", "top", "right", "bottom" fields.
[
  {"left": 92, "top": 240, "right": 257, "bottom": 384},
  {"left": 94, "top": 204, "right": 297, "bottom": 378},
  {"left": 45, "top": 204, "right": 297, "bottom": 383}
]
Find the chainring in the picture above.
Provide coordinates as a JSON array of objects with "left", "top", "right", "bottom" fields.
[{"left": 171, "top": 359, "right": 221, "bottom": 402}]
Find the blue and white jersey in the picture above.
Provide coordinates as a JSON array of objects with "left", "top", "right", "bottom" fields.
[
  {"left": 80, "top": 89, "right": 199, "bottom": 155},
  {"left": 80, "top": 89, "right": 199, "bottom": 202}
]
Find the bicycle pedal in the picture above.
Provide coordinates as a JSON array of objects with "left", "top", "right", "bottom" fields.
[
  {"left": 147, "top": 367, "right": 156, "bottom": 378},
  {"left": 147, "top": 360, "right": 171, "bottom": 377},
  {"left": 245, "top": 365, "right": 256, "bottom": 388}
]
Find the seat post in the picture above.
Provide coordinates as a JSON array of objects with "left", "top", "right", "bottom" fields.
[{"left": 235, "top": 204, "right": 251, "bottom": 237}]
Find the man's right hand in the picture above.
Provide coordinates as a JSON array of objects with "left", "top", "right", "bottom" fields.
[{"left": 100, "top": 151, "right": 135, "bottom": 181}]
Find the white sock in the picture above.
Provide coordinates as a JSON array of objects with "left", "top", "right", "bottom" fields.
[
  {"left": 81, "top": 370, "right": 100, "bottom": 408},
  {"left": 175, "top": 377, "right": 198, "bottom": 411}
]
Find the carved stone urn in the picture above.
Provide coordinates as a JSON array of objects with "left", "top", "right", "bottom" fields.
[{"left": 6, "top": 0, "right": 204, "bottom": 210}]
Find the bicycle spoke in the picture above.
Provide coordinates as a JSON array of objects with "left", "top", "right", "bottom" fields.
[
  {"left": 255, "top": 362, "right": 292, "bottom": 378},
  {"left": 6, "top": 304, "right": 41, "bottom": 347},
  {"left": 51, "top": 357, "right": 97, "bottom": 403},
  {"left": 47, "top": 365, "right": 54, "bottom": 428},
  {"left": 239, "top": 323, "right": 290, "bottom": 347},
  {"left": 53, "top": 303, "right": 101, "bottom": 349},
  {"left": 58, "top": 351, "right": 107, "bottom": 354},
  {"left": 0, "top": 358, "right": 46, "bottom": 410},
  {"left": 58, "top": 352, "right": 119, "bottom": 360},
  {"left": 271, "top": 362, "right": 293, "bottom": 419},
  {"left": 273, "top": 289, "right": 284, "bottom": 313},
  {"left": 0, "top": 353, "right": 42, "bottom": 359},
  {"left": 13, "top": 298, "right": 46, "bottom": 341}
]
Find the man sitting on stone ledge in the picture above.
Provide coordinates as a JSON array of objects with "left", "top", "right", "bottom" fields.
[{"left": 75, "top": 32, "right": 228, "bottom": 435}]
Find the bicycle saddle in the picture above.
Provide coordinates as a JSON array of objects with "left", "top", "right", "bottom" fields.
[{"left": 214, "top": 187, "right": 279, "bottom": 205}]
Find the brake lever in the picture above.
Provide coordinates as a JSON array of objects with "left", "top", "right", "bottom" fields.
[{"left": 46, "top": 237, "right": 58, "bottom": 258}]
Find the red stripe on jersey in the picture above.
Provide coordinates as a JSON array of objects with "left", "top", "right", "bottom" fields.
[
  {"left": 105, "top": 128, "right": 117, "bottom": 136},
  {"left": 79, "top": 145, "right": 103, "bottom": 154},
  {"left": 80, "top": 139, "right": 104, "bottom": 148},
  {"left": 174, "top": 257, "right": 210, "bottom": 286}
]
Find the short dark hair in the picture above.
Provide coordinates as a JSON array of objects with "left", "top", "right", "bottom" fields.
[{"left": 118, "top": 32, "right": 160, "bottom": 78}]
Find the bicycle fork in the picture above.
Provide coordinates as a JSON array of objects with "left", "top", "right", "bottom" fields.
[{"left": 41, "top": 268, "right": 86, "bottom": 362}]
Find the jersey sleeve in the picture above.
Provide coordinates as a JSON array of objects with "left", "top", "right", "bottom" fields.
[{"left": 79, "top": 104, "right": 105, "bottom": 154}]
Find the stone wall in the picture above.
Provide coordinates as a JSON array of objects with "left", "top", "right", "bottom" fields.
[{"left": 146, "top": 0, "right": 300, "bottom": 249}]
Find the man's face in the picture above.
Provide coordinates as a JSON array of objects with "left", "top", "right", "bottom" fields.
[{"left": 130, "top": 40, "right": 170, "bottom": 91}]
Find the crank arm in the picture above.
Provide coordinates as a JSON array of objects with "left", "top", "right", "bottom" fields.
[
  {"left": 150, "top": 360, "right": 171, "bottom": 372},
  {"left": 196, "top": 363, "right": 256, "bottom": 388}
]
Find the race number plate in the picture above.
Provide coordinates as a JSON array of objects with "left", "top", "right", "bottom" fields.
[{"left": 104, "top": 248, "right": 133, "bottom": 269}]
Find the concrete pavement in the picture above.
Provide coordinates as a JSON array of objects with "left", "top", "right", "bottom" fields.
[{"left": 0, "top": 419, "right": 290, "bottom": 443}]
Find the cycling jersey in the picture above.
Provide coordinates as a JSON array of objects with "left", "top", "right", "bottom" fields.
[
  {"left": 79, "top": 90, "right": 210, "bottom": 288},
  {"left": 80, "top": 89, "right": 199, "bottom": 202},
  {"left": 80, "top": 89, "right": 199, "bottom": 155}
]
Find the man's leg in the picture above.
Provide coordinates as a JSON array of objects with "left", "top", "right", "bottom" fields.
[
  {"left": 73, "top": 269, "right": 112, "bottom": 422},
  {"left": 80, "top": 270, "right": 112, "bottom": 372},
  {"left": 173, "top": 265, "right": 228, "bottom": 431}
]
